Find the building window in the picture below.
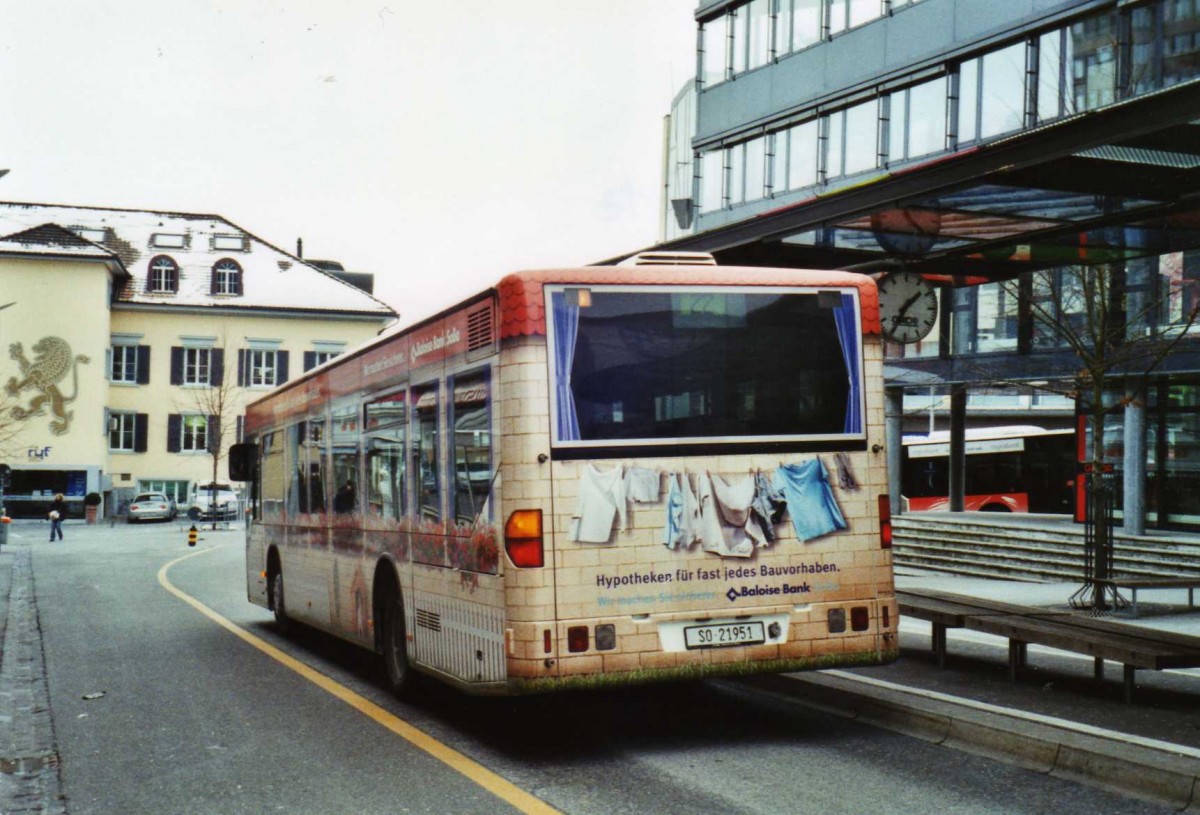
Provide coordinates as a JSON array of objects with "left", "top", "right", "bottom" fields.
[
  {"left": 958, "top": 42, "right": 1028, "bottom": 143},
  {"left": 238, "top": 348, "right": 288, "bottom": 388},
  {"left": 150, "top": 233, "right": 188, "bottom": 249},
  {"left": 167, "top": 414, "right": 211, "bottom": 453},
  {"left": 148, "top": 256, "right": 179, "bottom": 294},
  {"left": 212, "top": 259, "right": 243, "bottom": 296},
  {"left": 776, "top": 119, "right": 819, "bottom": 191},
  {"left": 109, "top": 412, "right": 148, "bottom": 452},
  {"left": 1069, "top": 11, "right": 1117, "bottom": 112},
  {"left": 182, "top": 415, "right": 208, "bottom": 452},
  {"left": 170, "top": 346, "right": 223, "bottom": 386},
  {"left": 110, "top": 412, "right": 137, "bottom": 451},
  {"left": 702, "top": 12, "right": 729, "bottom": 87},
  {"left": 826, "top": 99, "right": 878, "bottom": 179},
  {"left": 184, "top": 348, "right": 211, "bottom": 385},
  {"left": 1037, "top": 29, "right": 1066, "bottom": 123},
  {"left": 251, "top": 350, "right": 277, "bottom": 387},
  {"left": 212, "top": 234, "right": 248, "bottom": 252},
  {"left": 699, "top": 149, "right": 725, "bottom": 213},
  {"left": 745, "top": 0, "right": 771, "bottom": 71},
  {"left": 778, "top": 0, "right": 822, "bottom": 55},
  {"left": 304, "top": 349, "right": 343, "bottom": 372},
  {"left": 110, "top": 344, "right": 149, "bottom": 385},
  {"left": 888, "top": 76, "right": 947, "bottom": 163}
]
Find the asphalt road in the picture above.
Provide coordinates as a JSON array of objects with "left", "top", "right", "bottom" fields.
[{"left": 11, "top": 523, "right": 1178, "bottom": 814}]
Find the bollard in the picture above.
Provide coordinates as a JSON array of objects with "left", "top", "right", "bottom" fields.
[
  {"left": 188, "top": 524, "right": 198, "bottom": 547},
  {"left": 0, "top": 515, "right": 9, "bottom": 549}
]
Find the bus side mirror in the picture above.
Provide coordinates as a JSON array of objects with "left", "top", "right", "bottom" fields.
[{"left": 228, "top": 442, "right": 257, "bottom": 483}]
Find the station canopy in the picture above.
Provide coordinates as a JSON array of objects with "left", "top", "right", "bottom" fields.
[{"left": 649, "top": 81, "right": 1200, "bottom": 282}]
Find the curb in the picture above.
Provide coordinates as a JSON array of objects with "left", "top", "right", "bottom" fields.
[{"left": 725, "top": 670, "right": 1200, "bottom": 811}]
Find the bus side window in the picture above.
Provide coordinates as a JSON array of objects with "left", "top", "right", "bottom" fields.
[
  {"left": 331, "top": 401, "right": 360, "bottom": 515},
  {"left": 261, "top": 431, "right": 284, "bottom": 520},
  {"left": 450, "top": 369, "right": 492, "bottom": 525},
  {"left": 413, "top": 383, "right": 441, "bottom": 521}
]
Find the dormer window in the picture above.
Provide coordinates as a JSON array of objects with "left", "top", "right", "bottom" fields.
[
  {"left": 73, "top": 227, "right": 107, "bottom": 244},
  {"left": 148, "top": 255, "right": 180, "bottom": 294},
  {"left": 151, "top": 233, "right": 188, "bottom": 249},
  {"left": 212, "top": 234, "right": 248, "bottom": 252},
  {"left": 212, "top": 259, "right": 243, "bottom": 296}
]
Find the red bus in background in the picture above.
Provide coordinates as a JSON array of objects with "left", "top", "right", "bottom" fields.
[{"left": 901, "top": 426, "right": 1076, "bottom": 514}]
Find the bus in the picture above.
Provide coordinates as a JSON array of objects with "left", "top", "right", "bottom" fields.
[
  {"left": 229, "top": 256, "right": 897, "bottom": 696},
  {"left": 901, "top": 425, "right": 1076, "bottom": 514}
]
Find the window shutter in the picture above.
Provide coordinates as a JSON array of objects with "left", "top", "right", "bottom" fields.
[
  {"left": 236, "top": 415, "right": 245, "bottom": 444},
  {"left": 237, "top": 349, "right": 246, "bottom": 387},
  {"left": 210, "top": 267, "right": 218, "bottom": 295},
  {"left": 103, "top": 407, "right": 111, "bottom": 437},
  {"left": 170, "top": 347, "right": 183, "bottom": 385},
  {"left": 170, "top": 266, "right": 179, "bottom": 292},
  {"left": 105, "top": 348, "right": 113, "bottom": 382},
  {"left": 137, "top": 346, "right": 151, "bottom": 385},
  {"left": 304, "top": 351, "right": 316, "bottom": 372},
  {"left": 167, "top": 414, "right": 181, "bottom": 453},
  {"left": 276, "top": 351, "right": 289, "bottom": 383},
  {"left": 210, "top": 348, "right": 225, "bottom": 386},
  {"left": 134, "top": 413, "right": 149, "bottom": 453}
]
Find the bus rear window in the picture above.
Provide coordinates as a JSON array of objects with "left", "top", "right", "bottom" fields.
[{"left": 546, "top": 286, "right": 864, "bottom": 451}]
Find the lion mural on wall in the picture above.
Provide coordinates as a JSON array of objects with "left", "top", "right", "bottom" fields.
[{"left": 6, "top": 337, "right": 90, "bottom": 435}]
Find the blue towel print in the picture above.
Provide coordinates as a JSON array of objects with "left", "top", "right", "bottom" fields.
[{"left": 772, "top": 458, "right": 847, "bottom": 542}]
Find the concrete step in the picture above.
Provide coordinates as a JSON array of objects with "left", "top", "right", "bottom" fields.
[{"left": 893, "top": 514, "right": 1200, "bottom": 582}]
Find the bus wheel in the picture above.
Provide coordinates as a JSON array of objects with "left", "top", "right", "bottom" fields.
[
  {"left": 381, "top": 594, "right": 414, "bottom": 698},
  {"left": 980, "top": 504, "right": 1012, "bottom": 512},
  {"left": 272, "top": 571, "right": 291, "bottom": 636}
]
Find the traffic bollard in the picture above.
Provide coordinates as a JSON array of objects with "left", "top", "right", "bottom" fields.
[
  {"left": 188, "top": 524, "right": 198, "bottom": 547},
  {"left": 0, "top": 515, "right": 9, "bottom": 549}
]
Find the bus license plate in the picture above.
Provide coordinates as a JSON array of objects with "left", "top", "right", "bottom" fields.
[{"left": 684, "top": 621, "right": 765, "bottom": 649}]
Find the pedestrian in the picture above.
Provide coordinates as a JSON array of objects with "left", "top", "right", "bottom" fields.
[{"left": 49, "top": 492, "right": 66, "bottom": 541}]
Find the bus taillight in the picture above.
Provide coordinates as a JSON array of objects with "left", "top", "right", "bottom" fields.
[
  {"left": 878, "top": 495, "right": 892, "bottom": 549},
  {"left": 505, "top": 509, "right": 545, "bottom": 568}
]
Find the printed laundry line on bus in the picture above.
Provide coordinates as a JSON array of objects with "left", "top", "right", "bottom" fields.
[{"left": 570, "top": 459, "right": 846, "bottom": 558}]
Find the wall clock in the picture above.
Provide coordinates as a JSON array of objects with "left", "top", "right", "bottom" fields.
[{"left": 877, "top": 270, "right": 938, "bottom": 343}]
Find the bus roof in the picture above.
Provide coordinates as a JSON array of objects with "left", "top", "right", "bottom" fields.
[
  {"left": 496, "top": 266, "right": 880, "bottom": 339},
  {"left": 243, "top": 264, "right": 881, "bottom": 428}
]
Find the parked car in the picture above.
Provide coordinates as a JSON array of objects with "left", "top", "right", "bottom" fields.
[
  {"left": 189, "top": 483, "right": 239, "bottom": 521},
  {"left": 128, "top": 492, "right": 177, "bottom": 523}
]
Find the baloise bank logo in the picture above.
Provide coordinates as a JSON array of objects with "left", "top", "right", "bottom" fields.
[{"left": 726, "top": 583, "right": 811, "bottom": 602}]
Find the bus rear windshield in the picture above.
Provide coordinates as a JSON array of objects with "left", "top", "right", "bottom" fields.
[{"left": 547, "top": 286, "right": 863, "bottom": 450}]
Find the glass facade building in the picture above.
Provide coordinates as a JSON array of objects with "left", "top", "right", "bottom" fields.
[{"left": 665, "top": 0, "right": 1200, "bottom": 529}]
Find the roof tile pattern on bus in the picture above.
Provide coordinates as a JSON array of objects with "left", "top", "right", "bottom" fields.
[
  {"left": 497, "top": 266, "right": 880, "bottom": 338},
  {"left": 0, "top": 200, "right": 397, "bottom": 318}
]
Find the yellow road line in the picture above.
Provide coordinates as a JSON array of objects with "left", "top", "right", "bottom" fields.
[{"left": 158, "top": 545, "right": 562, "bottom": 815}]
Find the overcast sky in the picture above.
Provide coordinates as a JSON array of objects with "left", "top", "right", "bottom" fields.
[{"left": 1, "top": 1, "right": 699, "bottom": 324}]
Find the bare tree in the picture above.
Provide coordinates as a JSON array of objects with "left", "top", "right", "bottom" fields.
[
  {"left": 178, "top": 349, "right": 240, "bottom": 529},
  {"left": 975, "top": 261, "right": 1200, "bottom": 609}
]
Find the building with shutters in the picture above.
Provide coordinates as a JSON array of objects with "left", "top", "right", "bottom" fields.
[{"left": 0, "top": 201, "right": 397, "bottom": 519}]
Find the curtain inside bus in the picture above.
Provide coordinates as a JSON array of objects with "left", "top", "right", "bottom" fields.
[
  {"left": 552, "top": 293, "right": 581, "bottom": 441},
  {"left": 833, "top": 293, "right": 862, "bottom": 435}
]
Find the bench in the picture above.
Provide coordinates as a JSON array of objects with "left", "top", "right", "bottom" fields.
[
  {"left": 897, "top": 588, "right": 1200, "bottom": 703},
  {"left": 1104, "top": 577, "right": 1200, "bottom": 618}
]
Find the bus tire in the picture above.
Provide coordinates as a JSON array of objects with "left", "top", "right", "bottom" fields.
[
  {"left": 272, "top": 571, "right": 291, "bottom": 636},
  {"left": 980, "top": 504, "right": 1011, "bottom": 512},
  {"left": 381, "top": 592, "right": 415, "bottom": 699}
]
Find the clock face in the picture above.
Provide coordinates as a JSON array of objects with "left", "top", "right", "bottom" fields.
[{"left": 877, "top": 271, "right": 938, "bottom": 343}]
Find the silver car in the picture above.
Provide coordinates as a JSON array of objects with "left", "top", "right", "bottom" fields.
[{"left": 128, "top": 492, "right": 177, "bottom": 523}]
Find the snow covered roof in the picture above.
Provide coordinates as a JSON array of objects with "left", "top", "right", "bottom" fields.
[{"left": 0, "top": 201, "right": 396, "bottom": 320}]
